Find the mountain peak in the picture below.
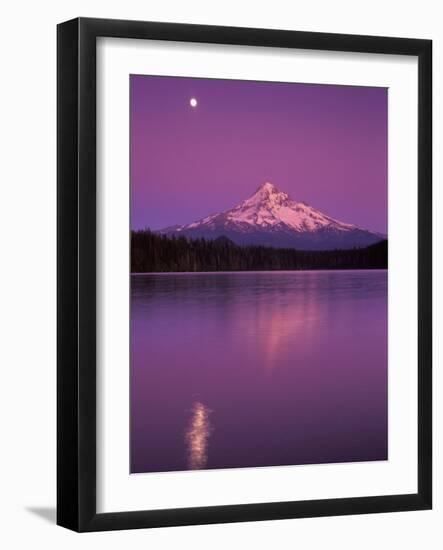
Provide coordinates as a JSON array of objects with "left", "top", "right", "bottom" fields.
[
  {"left": 159, "top": 182, "right": 383, "bottom": 250},
  {"left": 246, "top": 182, "right": 291, "bottom": 213},
  {"left": 254, "top": 181, "right": 288, "bottom": 200},
  {"left": 258, "top": 181, "right": 280, "bottom": 193}
]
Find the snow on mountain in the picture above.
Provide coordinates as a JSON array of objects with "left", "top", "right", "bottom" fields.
[{"left": 159, "top": 182, "right": 385, "bottom": 251}]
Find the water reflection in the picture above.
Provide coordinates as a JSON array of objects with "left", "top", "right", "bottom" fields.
[
  {"left": 185, "top": 401, "right": 212, "bottom": 470},
  {"left": 250, "top": 294, "right": 322, "bottom": 371},
  {"left": 131, "top": 271, "right": 388, "bottom": 473}
]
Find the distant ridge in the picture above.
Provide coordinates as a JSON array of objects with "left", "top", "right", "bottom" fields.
[{"left": 159, "top": 182, "right": 385, "bottom": 251}]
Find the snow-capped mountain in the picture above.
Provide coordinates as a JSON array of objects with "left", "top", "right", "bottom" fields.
[{"left": 159, "top": 182, "right": 385, "bottom": 250}]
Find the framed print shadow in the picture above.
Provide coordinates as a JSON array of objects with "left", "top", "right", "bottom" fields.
[{"left": 57, "top": 17, "right": 432, "bottom": 531}]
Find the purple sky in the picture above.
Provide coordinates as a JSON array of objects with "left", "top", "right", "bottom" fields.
[{"left": 130, "top": 75, "right": 387, "bottom": 233}]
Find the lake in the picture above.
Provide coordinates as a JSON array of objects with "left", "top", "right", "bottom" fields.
[{"left": 130, "top": 270, "right": 387, "bottom": 473}]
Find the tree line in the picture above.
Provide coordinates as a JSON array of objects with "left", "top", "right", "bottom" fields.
[{"left": 131, "top": 230, "right": 387, "bottom": 273}]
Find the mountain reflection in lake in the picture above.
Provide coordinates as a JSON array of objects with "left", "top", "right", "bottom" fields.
[{"left": 130, "top": 270, "right": 387, "bottom": 473}]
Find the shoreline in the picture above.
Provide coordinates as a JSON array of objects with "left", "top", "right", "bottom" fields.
[{"left": 131, "top": 268, "right": 388, "bottom": 275}]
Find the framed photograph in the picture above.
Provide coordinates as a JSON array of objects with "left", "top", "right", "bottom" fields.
[{"left": 57, "top": 17, "right": 432, "bottom": 531}]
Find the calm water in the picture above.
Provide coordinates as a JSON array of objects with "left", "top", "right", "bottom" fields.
[{"left": 131, "top": 270, "right": 387, "bottom": 473}]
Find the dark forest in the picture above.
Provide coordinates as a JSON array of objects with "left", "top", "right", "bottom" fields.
[{"left": 131, "top": 230, "right": 387, "bottom": 273}]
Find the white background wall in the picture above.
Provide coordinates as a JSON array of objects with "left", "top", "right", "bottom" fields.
[{"left": 0, "top": 1, "right": 440, "bottom": 548}]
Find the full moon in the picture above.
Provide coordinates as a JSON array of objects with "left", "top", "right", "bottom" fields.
[{"left": 189, "top": 97, "right": 198, "bottom": 108}]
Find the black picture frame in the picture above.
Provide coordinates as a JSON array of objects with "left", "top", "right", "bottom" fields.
[{"left": 57, "top": 17, "right": 432, "bottom": 532}]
